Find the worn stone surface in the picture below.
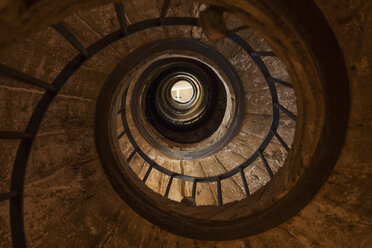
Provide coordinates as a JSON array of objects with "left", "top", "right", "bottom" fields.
[
  {"left": 23, "top": 159, "right": 103, "bottom": 245},
  {"left": 0, "top": 201, "right": 10, "bottom": 248},
  {"left": 0, "top": 140, "right": 19, "bottom": 194},
  {"left": 200, "top": 7, "right": 227, "bottom": 41},
  {"left": 0, "top": 87, "right": 41, "bottom": 132},
  {"left": 26, "top": 129, "right": 96, "bottom": 185}
]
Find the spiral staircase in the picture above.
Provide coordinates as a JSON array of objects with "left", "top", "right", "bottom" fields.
[{"left": 0, "top": 0, "right": 370, "bottom": 247}]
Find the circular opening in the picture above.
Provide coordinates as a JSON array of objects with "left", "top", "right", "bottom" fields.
[
  {"left": 138, "top": 57, "right": 231, "bottom": 145},
  {"left": 171, "top": 80, "right": 195, "bottom": 104},
  {"left": 156, "top": 71, "right": 205, "bottom": 124}
]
